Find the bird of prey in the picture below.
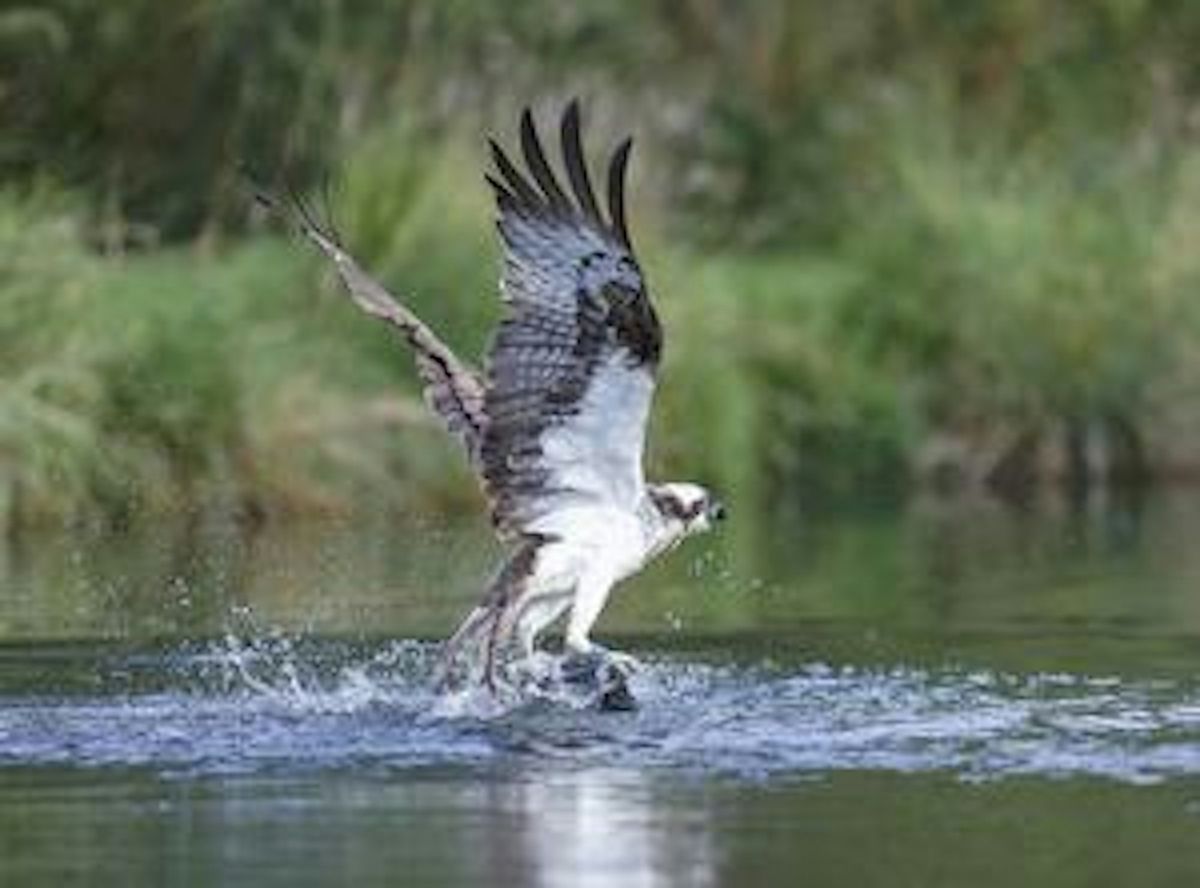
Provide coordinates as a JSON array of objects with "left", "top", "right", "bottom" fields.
[{"left": 255, "top": 101, "right": 725, "bottom": 700}]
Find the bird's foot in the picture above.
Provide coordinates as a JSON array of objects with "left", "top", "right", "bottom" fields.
[
  {"left": 561, "top": 644, "right": 640, "bottom": 679},
  {"left": 506, "top": 651, "right": 558, "bottom": 694},
  {"left": 604, "top": 649, "right": 642, "bottom": 676},
  {"left": 561, "top": 645, "right": 639, "bottom": 711}
]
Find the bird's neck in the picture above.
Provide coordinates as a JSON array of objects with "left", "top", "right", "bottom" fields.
[{"left": 637, "top": 494, "right": 688, "bottom": 563}]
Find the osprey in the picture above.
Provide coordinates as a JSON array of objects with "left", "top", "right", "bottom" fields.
[{"left": 257, "top": 101, "right": 725, "bottom": 696}]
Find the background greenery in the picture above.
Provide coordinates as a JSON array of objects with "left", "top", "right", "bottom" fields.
[{"left": 5, "top": 0, "right": 1200, "bottom": 530}]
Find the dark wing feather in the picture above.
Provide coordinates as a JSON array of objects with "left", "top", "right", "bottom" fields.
[
  {"left": 561, "top": 100, "right": 603, "bottom": 228},
  {"left": 251, "top": 183, "right": 487, "bottom": 462},
  {"left": 481, "top": 103, "right": 662, "bottom": 536},
  {"left": 606, "top": 137, "right": 634, "bottom": 249},
  {"left": 489, "top": 140, "right": 542, "bottom": 207},
  {"left": 520, "top": 109, "right": 572, "bottom": 213}
]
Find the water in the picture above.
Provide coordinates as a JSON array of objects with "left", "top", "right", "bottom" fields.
[{"left": 3, "top": 493, "right": 1200, "bottom": 884}]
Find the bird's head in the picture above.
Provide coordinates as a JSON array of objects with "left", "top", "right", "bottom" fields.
[{"left": 648, "top": 482, "right": 727, "bottom": 540}]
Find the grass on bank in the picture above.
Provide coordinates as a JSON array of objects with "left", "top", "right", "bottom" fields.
[{"left": 6, "top": 111, "right": 1200, "bottom": 531}]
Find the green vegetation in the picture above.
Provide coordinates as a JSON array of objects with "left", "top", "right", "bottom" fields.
[{"left": 6, "top": 2, "right": 1200, "bottom": 529}]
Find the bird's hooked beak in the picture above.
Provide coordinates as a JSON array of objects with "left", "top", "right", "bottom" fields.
[{"left": 707, "top": 499, "right": 728, "bottom": 524}]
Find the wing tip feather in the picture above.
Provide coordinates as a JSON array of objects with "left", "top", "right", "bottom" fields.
[
  {"left": 607, "top": 136, "right": 634, "bottom": 249},
  {"left": 519, "top": 106, "right": 571, "bottom": 213},
  {"left": 560, "top": 98, "right": 604, "bottom": 230},
  {"left": 488, "top": 100, "right": 636, "bottom": 250}
]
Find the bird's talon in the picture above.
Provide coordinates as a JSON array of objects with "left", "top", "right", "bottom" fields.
[
  {"left": 561, "top": 646, "right": 639, "bottom": 682},
  {"left": 560, "top": 650, "right": 605, "bottom": 685},
  {"left": 606, "top": 651, "right": 641, "bottom": 675}
]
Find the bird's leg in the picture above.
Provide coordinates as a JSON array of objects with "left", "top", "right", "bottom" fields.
[
  {"left": 512, "top": 589, "right": 572, "bottom": 660},
  {"left": 499, "top": 589, "right": 571, "bottom": 693},
  {"left": 563, "top": 568, "right": 615, "bottom": 656},
  {"left": 561, "top": 569, "right": 641, "bottom": 682}
]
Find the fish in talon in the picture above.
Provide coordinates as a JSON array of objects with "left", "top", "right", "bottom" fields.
[{"left": 560, "top": 650, "right": 638, "bottom": 711}]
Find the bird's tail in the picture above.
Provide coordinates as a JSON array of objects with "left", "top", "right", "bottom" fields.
[
  {"left": 436, "top": 602, "right": 507, "bottom": 693},
  {"left": 435, "top": 535, "right": 549, "bottom": 694}
]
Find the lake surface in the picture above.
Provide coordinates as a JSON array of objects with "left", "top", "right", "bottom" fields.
[{"left": 3, "top": 492, "right": 1200, "bottom": 885}]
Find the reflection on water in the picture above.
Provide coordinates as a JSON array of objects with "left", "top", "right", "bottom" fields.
[
  {"left": 0, "top": 766, "right": 717, "bottom": 888},
  {"left": 4, "top": 764, "right": 1200, "bottom": 887},
  {"left": 4, "top": 492, "right": 1200, "bottom": 885},
  {"left": 0, "top": 511, "right": 499, "bottom": 642},
  {"left": 6, "top": 491, "right": 1200, "bottom": 673},
  {"left": 494, "top": 769, "right": 716, "bottom": 888}
]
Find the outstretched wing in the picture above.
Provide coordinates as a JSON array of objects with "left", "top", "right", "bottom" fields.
[
  {"left": 481, "top": 101, "right": 662, "bottom": 536},
  {"left": 251, "top": 184, "right": 488, "bottom": 463}
]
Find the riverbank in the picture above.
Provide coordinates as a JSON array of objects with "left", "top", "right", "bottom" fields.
[{"left": 5, "top": 144, "right": 1200, "bottom": 532}]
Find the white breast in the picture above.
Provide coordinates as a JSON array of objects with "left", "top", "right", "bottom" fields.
[
  {"left": 528, "top": 504, "right": 650, "bottom": 581},
  {"left": 538, "top": 353, "right": 654, "bottom": 512}
]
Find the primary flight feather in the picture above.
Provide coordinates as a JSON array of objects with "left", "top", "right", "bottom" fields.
[{"left": 255, "top": 101, "right": 725, "bottom": 695}]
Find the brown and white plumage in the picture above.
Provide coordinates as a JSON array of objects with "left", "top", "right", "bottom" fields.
[
  {"left": 256, "top": 101, "right": 724, "bottom": 696},
  {"left": 481, "top": 103, "right": 661, "bottom": 537}
]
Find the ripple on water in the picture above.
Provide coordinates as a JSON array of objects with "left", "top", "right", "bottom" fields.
[{"left": 0, "top": 639, "right": 1198, "bottom": 783}]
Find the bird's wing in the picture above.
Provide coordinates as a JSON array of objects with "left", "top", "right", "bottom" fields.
[
  {"left": 252, "top": 185, "right": 487, "bottom": 463},
  {"left": 481, "top": 101, "right": 662, "bottom": 536}
]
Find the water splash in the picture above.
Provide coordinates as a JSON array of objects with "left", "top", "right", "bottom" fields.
[
  {"left": 204, "top": 632, "right": 427, "bottom": 713},
  {"left": 1, "top": 637, "right": 1198, "bottom": 783}
]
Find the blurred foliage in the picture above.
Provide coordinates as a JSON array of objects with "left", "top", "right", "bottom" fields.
[
  {"left": 5, "top": 1, "right": 1200, "bottom": 527},
  {"left": 9, "top": 1, "right": 1200, "bottom": 245}
]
